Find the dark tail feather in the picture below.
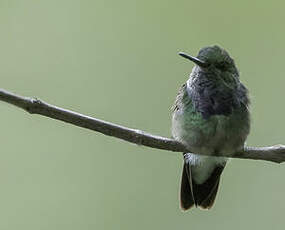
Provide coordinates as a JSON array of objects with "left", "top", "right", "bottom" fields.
[
  {"left": 180, "top": 160, "right": 225, "bottom": 210},
  {"left": 199, "top": 178, "right": 221, "bottom": 209},
  {"left": 180, "top": 163, "right": 195, "bottom": 210}
]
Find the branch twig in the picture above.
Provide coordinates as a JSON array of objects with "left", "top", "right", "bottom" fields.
[{"left": 0, "top": 88, "right": 284, "bottom": 163}]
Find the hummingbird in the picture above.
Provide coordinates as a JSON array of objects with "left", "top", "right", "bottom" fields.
[{"left": 171, "top": 45, "right": 250, "bottom": 210}]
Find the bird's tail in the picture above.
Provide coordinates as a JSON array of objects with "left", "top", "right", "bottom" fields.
[{"left": 180, "top": 155, "right": 226, "bottom": 210}]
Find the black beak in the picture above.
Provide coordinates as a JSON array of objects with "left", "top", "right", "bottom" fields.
[{"left": 178, "top": 52, "right": 209, "bottom": 68}]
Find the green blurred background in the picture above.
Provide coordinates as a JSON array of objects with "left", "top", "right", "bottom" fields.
[{"left": 0, "top": 0, "right": 285, "bottom": 229}]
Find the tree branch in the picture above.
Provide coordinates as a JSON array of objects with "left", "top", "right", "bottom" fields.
[{"left": 0, "top": 88, "right": 284, "bottom": 163}]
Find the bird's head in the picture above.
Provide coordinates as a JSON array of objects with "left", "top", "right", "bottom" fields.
[{"left": 179, "top": 45, "right": 239, "bottom": 79}]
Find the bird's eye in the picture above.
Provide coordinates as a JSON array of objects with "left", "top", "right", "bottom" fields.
[{"left": 216, "top": 62, "right": 227, "bottom": 71}]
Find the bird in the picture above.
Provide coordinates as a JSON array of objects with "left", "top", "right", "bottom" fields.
[{"left": 171, "top": 45, "right": 250, "bottom": 210}]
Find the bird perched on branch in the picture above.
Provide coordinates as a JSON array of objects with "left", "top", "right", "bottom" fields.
[{"left": 172, "top": 45, "right": 250, "bottom": 210}]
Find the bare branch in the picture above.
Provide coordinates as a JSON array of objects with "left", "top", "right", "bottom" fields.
[{"left": 0, "top": 88, "right": 284, "bottom": 163}]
